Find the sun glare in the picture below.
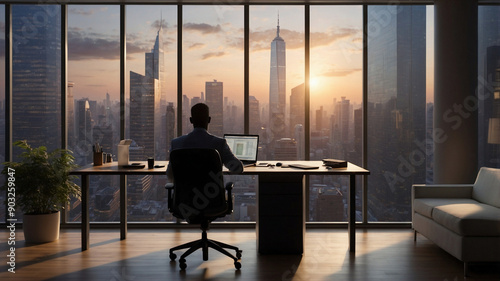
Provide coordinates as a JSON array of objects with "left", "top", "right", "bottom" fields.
[{"left": 309, "top": 77, "right": 319, "bottom": 89}]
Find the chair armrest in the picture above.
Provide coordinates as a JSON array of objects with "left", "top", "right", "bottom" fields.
[
  {"left": 225, "top": 182, "right": 234, "bottom": 215},
  {"left": 165, "top": 183, "right": 174, "bottom": 211},
  {"left": 412, "top": 184, "right": 473, "bottom": 200}
]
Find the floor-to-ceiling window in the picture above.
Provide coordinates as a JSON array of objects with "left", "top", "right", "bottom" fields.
[
  {"left": 125, "top": 5, "right": 176, "bottom": 222},
  {"left": 367, "top": 5, "right": 431, "bottom": 222},
  {"left": 309, "top": 5, "right": 363, "bottom": 222},
  {"left": 182, "top": 5, "right": 256, "bottom": 222},
  {"left": 67, "top": 5, "right": 120, "bottom": 222},
  {"left": 248, "top": 6, "right": 305, "bottom": 222},
  {"left": 478, "top": 5, "right": 500, "bottom": 169}
]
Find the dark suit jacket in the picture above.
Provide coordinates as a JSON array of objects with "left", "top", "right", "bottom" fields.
[{"left": 166, "top": 127, "right": 243, "bottom": 182}]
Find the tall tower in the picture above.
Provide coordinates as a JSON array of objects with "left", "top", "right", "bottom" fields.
[
  {"left": 129, "top": 20, "right": 164, "bottom": 160},
  {"left": 269, "top": 15, "right": 286, "bottom": 145},
  {"left": 12, "top": 6, "right": 61, "bottom": 153},
  {"left": 145, "top": 24, "right": 166, "bottom": 101},
  {"left": 205, "top": 80, "right": 224, "bottom": 136},
  {"left": 367, "top": 6, "right": 426, "bottom": 221}
]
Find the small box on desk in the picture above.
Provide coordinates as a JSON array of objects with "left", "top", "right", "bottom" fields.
[
  {"left": 322, "top": 158, "right": 347, "bottom": 168},
  {"left": 118, "top": 139, "right": 132, "bottom": 166}
]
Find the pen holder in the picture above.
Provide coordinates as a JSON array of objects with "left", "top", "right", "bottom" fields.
[{"left": 93, "top": 152, "right": 103, "bottom": 166}]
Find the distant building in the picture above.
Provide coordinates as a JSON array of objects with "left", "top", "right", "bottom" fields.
[
  {"left": 274, "top": 138, "right": 297, "bottom": 160},
  {"left": 249, "top": 96, "right": 261, "bottom": 135},
  {"left": 290, "top": 83, "right": 305, "bottom": 137},
  {"left": 12, "top": 5, "right": 61, "bottom": 153},
  {"left": 205, "top": 80, "right": 224, "bottom": 136}
]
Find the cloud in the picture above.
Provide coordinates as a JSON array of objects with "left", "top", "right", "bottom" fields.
[
  {"left": 249, "top": 27, "right": 361, "bottom": 52},
  {"left": 320, "top": 68, "right": 361, "bottom": 77},
  {"left": 184, "top": 23, "right": 222, "bottom": 34},
  {"left": 188, "top": 43, "right": 205, "bottom": 51},
  {"left": 68, "top": 29, "right": 146, "bottom": 61},
  {"left": 151, "top": 19, "right": 169, "bottom": 30},
  {"left": 69, "top": 7, "right": 108, "bottom": 16},
  {"left": 201, "top": 51, "right": 226, "bottom": 60}
]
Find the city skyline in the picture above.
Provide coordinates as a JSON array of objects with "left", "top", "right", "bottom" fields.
[{"left": 61, "top": 5, "right": 437, "bottom": 108}]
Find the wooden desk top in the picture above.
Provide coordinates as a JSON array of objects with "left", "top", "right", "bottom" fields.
[
  {"left": 70, "top": 160, "right": 369, "bottom": 176},
  {"left": 70, "top": 161, "right": 168, "bottom": 175},
  {"left": 238, "top": 161, "right": 369, "bottom": 176}
]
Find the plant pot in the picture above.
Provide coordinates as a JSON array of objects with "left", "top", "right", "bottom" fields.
[{"left": 23, "top": 211, "right": 60, "bottom": 243}]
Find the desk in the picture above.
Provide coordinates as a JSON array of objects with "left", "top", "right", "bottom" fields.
[
  {"left": 240, "top": 161, "right": 369, "bottom": 254},
  {"left": 71, "top": 160, "right": 368, "bottom": 253},
  {"left": 70, "top": 161, "right": 168, "bottom": 251}
]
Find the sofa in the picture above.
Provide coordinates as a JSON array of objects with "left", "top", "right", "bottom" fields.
[{"left": 412, "top": 167, "right": 500, "bottom": 276}]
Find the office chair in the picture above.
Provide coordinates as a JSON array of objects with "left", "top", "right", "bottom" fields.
[{"left": 166, "top": 148, "right": 242, "bottom": 270}]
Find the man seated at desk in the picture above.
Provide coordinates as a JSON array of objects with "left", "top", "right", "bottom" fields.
[{"left": 166, "top": 103, "right": 243, "bottom": 182}]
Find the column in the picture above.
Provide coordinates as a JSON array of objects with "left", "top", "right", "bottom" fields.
[{"left": 434, "top": 0, "right": 478, "bottom": 183}]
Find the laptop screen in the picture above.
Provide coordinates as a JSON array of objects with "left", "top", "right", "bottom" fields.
[{"left": 224, "top": 134, "right": 259, "bottom": 162}]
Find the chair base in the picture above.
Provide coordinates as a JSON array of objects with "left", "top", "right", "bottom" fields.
[{"left": 169, "top": 229, "right": 242, "bottom": 270}]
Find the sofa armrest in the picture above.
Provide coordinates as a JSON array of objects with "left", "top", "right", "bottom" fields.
[{"left": 412, "top": 184, "right": 473, "bottom": 200}]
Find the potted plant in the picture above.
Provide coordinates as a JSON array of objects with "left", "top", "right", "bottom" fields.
[{"left": 1, "top": 140, "right": 80, "bottom": 243}]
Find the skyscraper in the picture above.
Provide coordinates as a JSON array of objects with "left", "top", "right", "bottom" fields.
[
  {"left": 130, "top": 72, "right": 160, "bottom": 159},
  {"left": 205, "top": 80, "right": 224, "bottom": 136},
  {"left": 145, "top": 28, "right": 166, "bottom": 101},
  {"left": 12, "top": 6, "right": 61, "bottom": 153},
  {"left": 129, "top": 23, "right": 164, "bottom": 160},
  {"left": 367, "top": 6, "right": 426, "bottom": 221},
  {"left": 128, "top": 20, "right": 164, "bottom": 210},
  {"left": 249, "top": 96, "right": 261, "bottom": 135},
  {"left": 269, "top": 16, "right": 286, "bottom": 145},
  {"left": 289, "top": 83, "right": 305, "bottom": 136},
  {"left": 76, "top": 99, "right": 93, "bottom": 164}
]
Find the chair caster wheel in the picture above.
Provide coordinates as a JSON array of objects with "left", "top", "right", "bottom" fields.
[
  {"left": 236, "top": 250, "right": 242, "bottom": 259},
  {"left": 234, "top": 261, "right": 241, "bottom": 270},
  {"left": 179, "top": 258, "right": 187, "bottom": 270},
  {"left": 169, "top": 253, "right": 177, "bottom": 261}
]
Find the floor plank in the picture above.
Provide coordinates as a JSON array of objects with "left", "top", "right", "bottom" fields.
[{"left": 0, "top": 228, "right": 499, "bottom": 280}]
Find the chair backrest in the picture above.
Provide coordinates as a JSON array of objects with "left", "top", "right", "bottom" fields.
[{"left": 169, "top": 148, "right": 228, "bottom": 223}]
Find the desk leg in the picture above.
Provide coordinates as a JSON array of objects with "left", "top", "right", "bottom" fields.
[
  {"left": 81, "top": 175, "right": 89, "bottom": 251},
  {"left": 120, "top": 175, "right": 127, "bottom": 240},
  {"left": 348, "top": 174, "right": 356, "bottom": 253}
]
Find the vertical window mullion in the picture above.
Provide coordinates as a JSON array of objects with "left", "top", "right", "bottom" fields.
[
  {"left": 177, "top": 4, "right": 183, "bottom": 137},
  {"left": 362, "top": 4, "right": 368, "bottom": 224},
  {"left": 244, "top": 4, "right": 249, "bottom": 134}
]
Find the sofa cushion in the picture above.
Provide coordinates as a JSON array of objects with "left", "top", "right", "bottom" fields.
[
  {"left": 413, "top": 198, "right": 478, "bottom": 219},
  {"left": 472, "top": 167, "right": 500, "bottom": 208},
  {"left": 432, "top": 202, "right": 500, "bottom": 236}
]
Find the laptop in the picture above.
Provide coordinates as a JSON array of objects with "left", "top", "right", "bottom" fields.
[{"left": 224, "top": 134, "right": 259, "bottom": 167}]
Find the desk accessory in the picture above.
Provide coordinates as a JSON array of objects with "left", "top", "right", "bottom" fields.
[
  {"left": 322, "top": 158, "right": 348, "bottom": 168},
  {"left": 289, "top": 163, "right": 319, "bottom": 169}
]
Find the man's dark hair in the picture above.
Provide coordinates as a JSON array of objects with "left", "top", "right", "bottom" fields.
[{"left": 190, "top": 103, "right": 211, "bottom": 128}]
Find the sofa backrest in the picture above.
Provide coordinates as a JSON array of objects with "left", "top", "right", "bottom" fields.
[{"left": 472, "top": 167, "right": 500, "bottom": 208}]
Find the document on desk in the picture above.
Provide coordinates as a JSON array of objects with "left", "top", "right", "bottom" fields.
[{"left": 288, "top": 163, "right": 319, "bottom": 169}]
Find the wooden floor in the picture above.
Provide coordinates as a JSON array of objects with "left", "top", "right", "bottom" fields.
[{"left": 0, "top": 227, "right": 499, "bottom": 281}]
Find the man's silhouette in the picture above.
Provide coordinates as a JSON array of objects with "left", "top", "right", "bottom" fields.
[{"left": 166, "top": 103, "right": 243, "bottom": 182}]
